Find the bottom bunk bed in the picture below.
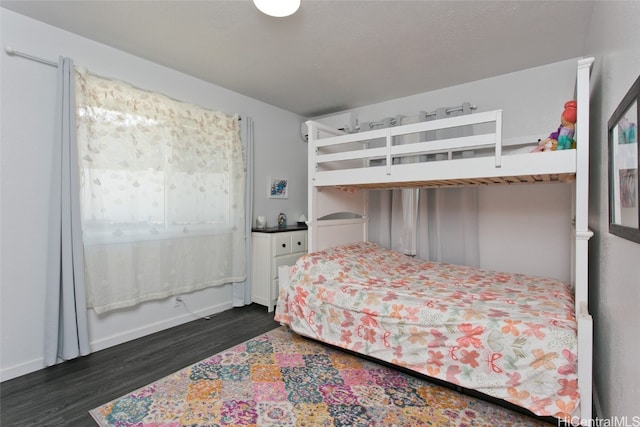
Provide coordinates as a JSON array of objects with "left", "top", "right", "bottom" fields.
[{"left": 274, "top": 241, "right": 580, "bottom": 422}]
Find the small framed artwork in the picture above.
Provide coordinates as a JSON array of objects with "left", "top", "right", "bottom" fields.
[
  {"left": 608, "top": 74, "right": 640, "bottom": 243},
  {"left": 268, "top": 176, "right": 289, "bottom": 199}
]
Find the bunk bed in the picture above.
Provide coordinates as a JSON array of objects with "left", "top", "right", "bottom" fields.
[{"left": 274, "top": 57, "right": 594, "bottom": 424}]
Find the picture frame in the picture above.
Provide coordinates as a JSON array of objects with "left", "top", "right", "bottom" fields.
[
  {"left": 608, "top": 74, "right": 640, "bottom": 244},
  {"left": 268, "top": 176, "right": 289, "bottom": 199}
]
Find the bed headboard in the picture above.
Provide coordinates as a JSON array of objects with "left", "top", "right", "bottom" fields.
[
  {"left": 308, "top": 215, "right": 368, "bottom": 252},
  {"left": 307, "top": 186, "right": 368, "bottom": 251}
]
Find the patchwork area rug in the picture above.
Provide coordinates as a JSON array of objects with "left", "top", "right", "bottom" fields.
[{"left": 90, "top": 326, "right": 549, "bottom": 426}]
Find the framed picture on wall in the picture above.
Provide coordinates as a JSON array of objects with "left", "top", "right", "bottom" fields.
[
  {"left": 609, "top": 74, "right": 640, "bottom": 244},
  {"left": 268, "top": 176, "right": 289, "bottom": 199}
]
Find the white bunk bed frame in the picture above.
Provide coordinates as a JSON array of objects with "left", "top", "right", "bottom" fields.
[{"left": 291, "top": 57, "right": 594, "bottom": 423}]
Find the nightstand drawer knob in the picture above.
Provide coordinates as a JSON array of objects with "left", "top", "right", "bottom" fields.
[{"left": 282, "top": 243, "right": 287, "bottom": 248}]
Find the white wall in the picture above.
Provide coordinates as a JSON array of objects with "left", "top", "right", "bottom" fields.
[
  {"left": 584, "top": 1, "right": 640, "bottom": 420},
  {"left": 0, "top": 9, "right": 307, "bottom": 381},
  {"left": 316, "top": 59, "right": 579, "bottom": 281}
]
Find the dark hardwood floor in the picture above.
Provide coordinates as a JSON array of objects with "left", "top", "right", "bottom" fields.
[{"left": 0, "top": 304, "right": 280, "bottom": 427}]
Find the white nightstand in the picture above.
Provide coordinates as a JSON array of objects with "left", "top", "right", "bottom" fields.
[{"left": 251, "top": 225, "right": 307, "bottom": 311}]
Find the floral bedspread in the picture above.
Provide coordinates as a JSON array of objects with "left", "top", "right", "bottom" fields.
[{"left": 274, "top": 241, "right": 579, "bottom": 420}]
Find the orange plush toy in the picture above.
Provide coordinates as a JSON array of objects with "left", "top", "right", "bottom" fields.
[
  {"left": 553, "top": 100, "right": 577, "bottom": 150},
  {"left": 533, "top": 100, "right": 577, "bottom": 152}
]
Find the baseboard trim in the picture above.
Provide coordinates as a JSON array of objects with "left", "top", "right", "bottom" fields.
[
  {"left": 89, "top": 301, "right": 233, "bottom": 353},
  {"left": 1, "top": 301, "right": 233, "bottom": 383},
  {"left": 1, "top": 358, "right": 46, "bottom": 383}
]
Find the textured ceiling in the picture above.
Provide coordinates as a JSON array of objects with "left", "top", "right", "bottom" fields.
[{"left": 1, "top": 1, "right": 595, "bottom": 117}]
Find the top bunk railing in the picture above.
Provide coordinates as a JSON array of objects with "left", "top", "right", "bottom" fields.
[
  {"left": 308, "top": 110, "right": 503, "bottom": 175},
  {"left": 313, "top": 110, "right": 502, "bottom": 165},
  {"left": 307, "top": 108, "right": 578, "bottom": 189}
]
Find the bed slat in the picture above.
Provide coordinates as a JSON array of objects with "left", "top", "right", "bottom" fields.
[{"left": 322, "top": 172, "right": 576, "bottom": 190}]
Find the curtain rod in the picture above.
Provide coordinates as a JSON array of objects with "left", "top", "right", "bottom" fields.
[
  {"left": 365, "top": 104, "right": 478, "bottom": 129},
  {"left": 5, "top": 46, "right": 58, "bottom": 67},
  {"left": 425, "top": 104, "right": 477, "bottom": 117},
  {"left": 5, "top": 46, "right": 241, "bottom": 122}
]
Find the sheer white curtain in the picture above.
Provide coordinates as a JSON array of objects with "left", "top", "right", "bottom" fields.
[
  {"left": 75, "top": 69, "right": 246, "bottom": 314},
  {"left": 368, "top": 103, "right": 479, "bottom": 266}
]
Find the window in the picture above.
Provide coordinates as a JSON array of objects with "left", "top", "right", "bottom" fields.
[{"left": 75, "top": 68, "right": 246, "bottom": 313}]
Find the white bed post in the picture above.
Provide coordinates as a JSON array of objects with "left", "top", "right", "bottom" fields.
[
  {"left": 574, "top": 57, "right": 594, "bottom": 311},
  {"left": 574, "top": 57, "right": 595, "bottom": 424},
  {"left": 307, "top": 121, "right": 319, "bottom": 253}
]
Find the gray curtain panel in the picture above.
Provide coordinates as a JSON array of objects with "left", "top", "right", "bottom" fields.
[
  {"left": 44, "top": 57, "right": 90, "bottom": 366},
  {"left": 368, "top": 103, "right": 479, "bottom": 266},
  {"left": 420, "top": 103, "right": 480, "bottom": 267},
  {"left": 233, "top": 116, "right": 254, "bottom": 307}
]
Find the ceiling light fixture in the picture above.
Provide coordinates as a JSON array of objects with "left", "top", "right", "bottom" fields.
[{"left": 253, "top": 0, "right": 300, "bottom": 17}]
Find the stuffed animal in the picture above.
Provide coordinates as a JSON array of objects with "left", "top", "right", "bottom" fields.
[
  {"left": 531, "top": 137, "right": 558, "bottom": 152},
  {"left": 551, "top": 100, "right": 577, "bottom": 150},
  {"left": 544, "top": 137, "right": 558, "bottom": 151},
  {"left": 532, "top": 100, "right": 577, "bottom": 152}
]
